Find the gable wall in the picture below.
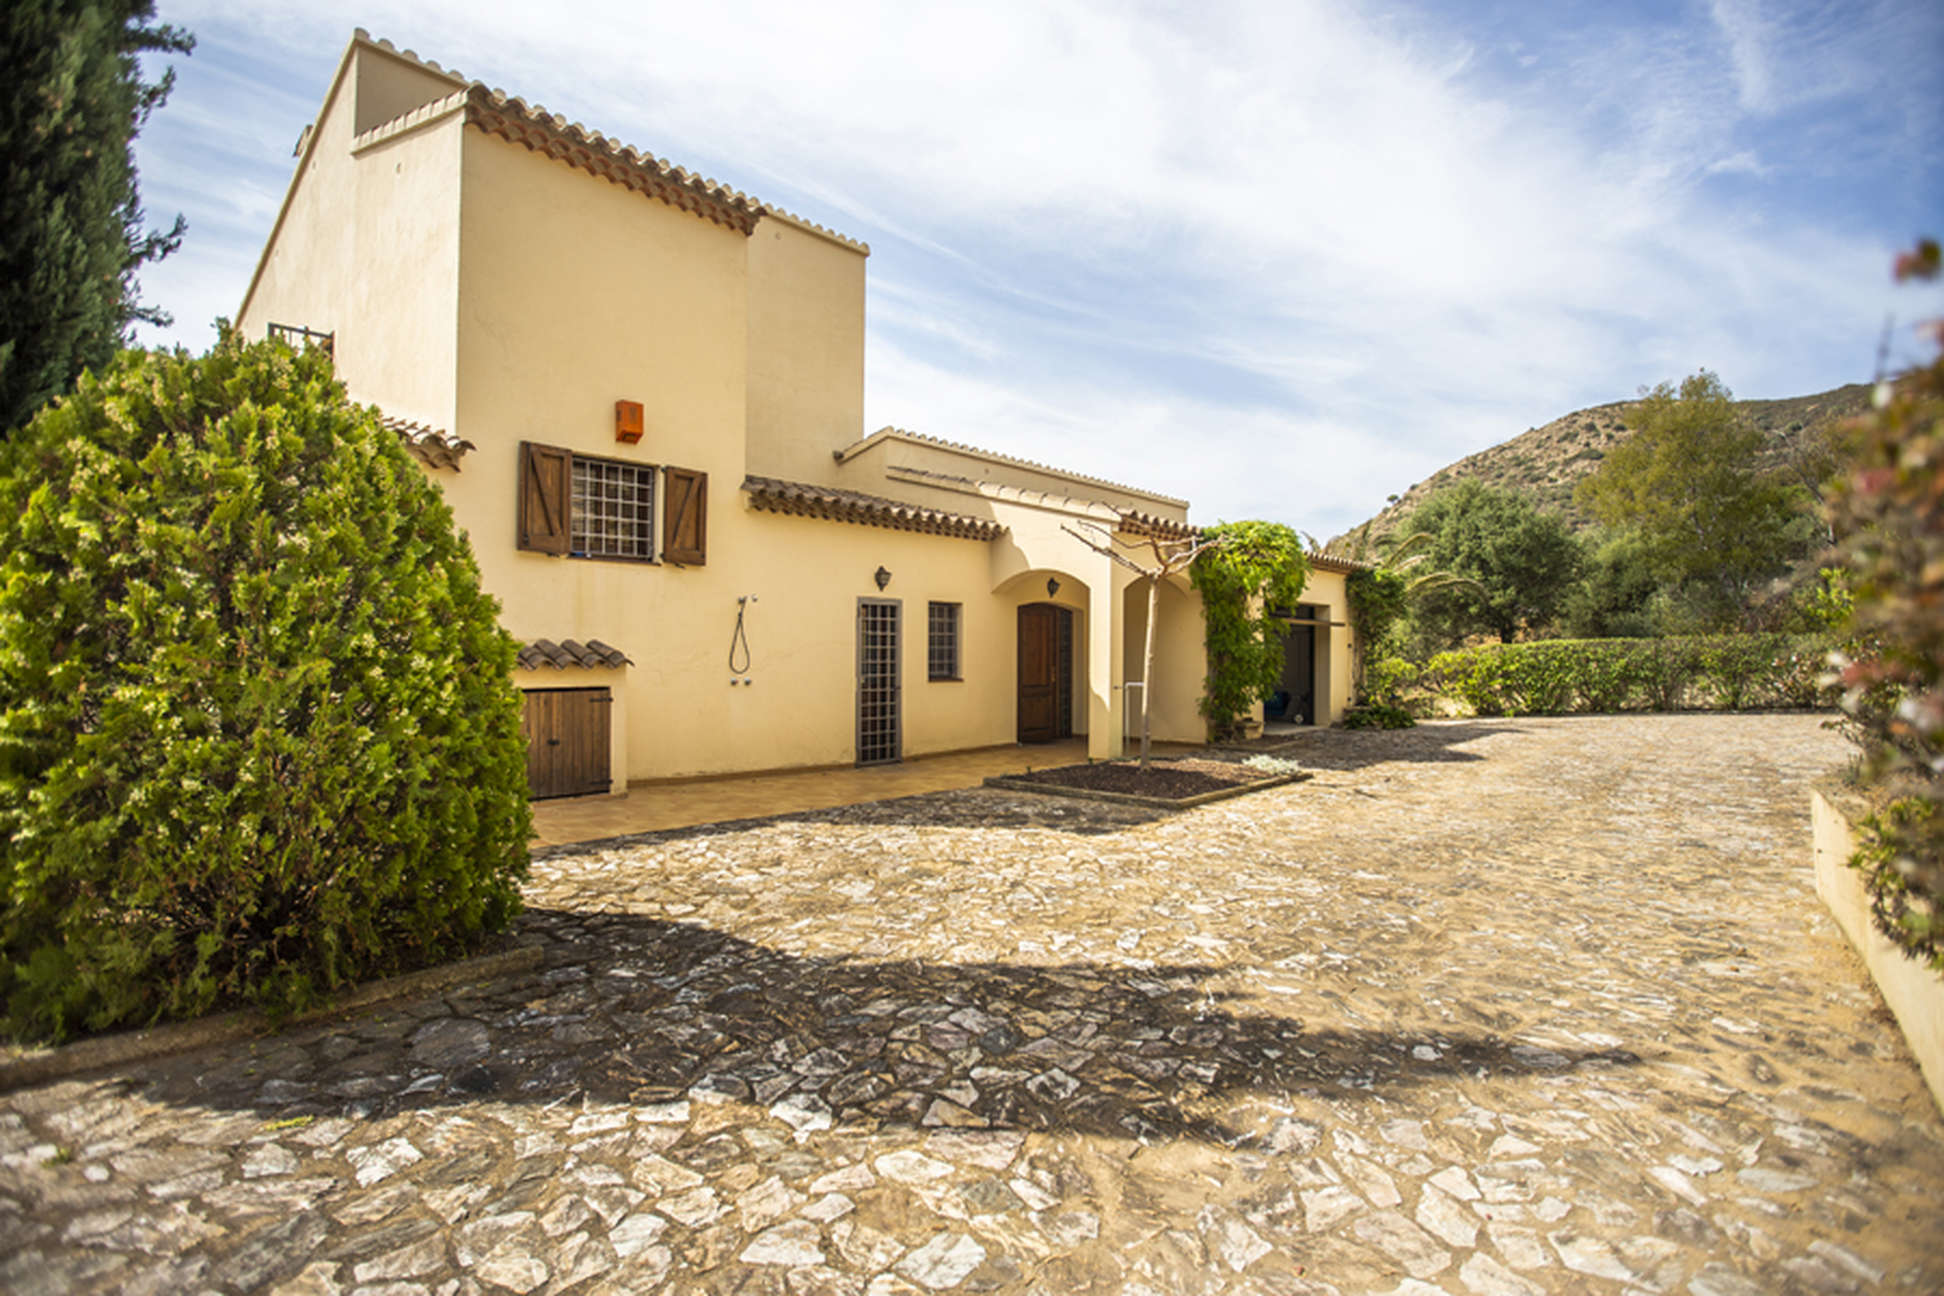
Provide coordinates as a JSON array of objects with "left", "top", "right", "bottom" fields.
[{"left": 237, "top": 46, "right": 463, "bottom": 432}]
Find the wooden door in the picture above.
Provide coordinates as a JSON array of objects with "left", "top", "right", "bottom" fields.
[
  {"left": 1018, "top": 604, "right": 1061, "bottom": 742},
  {"left": 523, "top": 687, "right": 612, "bottom": 799}
]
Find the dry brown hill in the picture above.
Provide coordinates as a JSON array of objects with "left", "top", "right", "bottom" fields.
[{"left": 1336, "top": 383, "right": 1871, "bottom": 550}]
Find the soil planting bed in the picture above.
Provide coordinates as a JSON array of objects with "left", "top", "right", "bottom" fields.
[{"left": 985, "top": 757, "right": 1305, "bottom": 808}]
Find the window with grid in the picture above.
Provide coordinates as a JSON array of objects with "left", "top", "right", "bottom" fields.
[
  {"left": 570, "top": 455, "right": 656, "bottom": 560},
  {"left": 927, "top": 601, "right": 961, "bottom": 680}
]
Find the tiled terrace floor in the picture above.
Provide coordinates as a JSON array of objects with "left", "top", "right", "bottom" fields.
[
  {"left": 529, "top": 740, "right": 1198, "bottom": 847},
  {"left": 3, "top": 714, "right": 1941, "bottom": 1295}
]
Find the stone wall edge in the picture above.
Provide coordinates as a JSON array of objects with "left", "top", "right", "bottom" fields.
[{"left": 1811, "top": 788, "right": 1944, "bottom": 1118}]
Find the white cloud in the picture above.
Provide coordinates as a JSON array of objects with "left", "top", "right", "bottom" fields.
[
  {"left": 1709, "top": 0, "right": 1780, "bottom": 113},
  {"left": 133, "top": 0, "right": 1928, "bottom": 534}
]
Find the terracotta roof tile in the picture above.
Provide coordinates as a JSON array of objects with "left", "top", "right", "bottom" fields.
[
  {"left": 517, "top": 638, "right": 633, "bottom": 670},
  {"left": 742, "top": 476, "right": 1003, "bottom": 541},
  {"left": 379, "top": 414, "right": 474, "bottom": 471},
  {"left": 351, "top": 31, "right": 865, "bottom": 249},
  {"left": 465, "top": 88, "right": 765, "bottom": 235},
  {"left": 1307, "top": 552, "right": 1371, "bottom": 575},
  {"left": 1116, "top": 508, "right": 1201, "bottom": 541}
]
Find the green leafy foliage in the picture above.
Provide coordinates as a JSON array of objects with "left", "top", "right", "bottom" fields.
[
  {"left": 1341, "top": 701, "right": 1415, "bottom": 729},
  {"left": 1398, "top": 480, "right": 1581, "bottom": 646},
  {"left": 1850, "top": 800, "right": 1942, "bottom": 973},
  {"left": 1825, "top": 237, "right": 1944, "bottom": 969},
  {"left": 0, "top": 337, "right": 531, "bottom": 1041},
  {"left": 1190, "top": 521, "right": 1309, "bottom": 741},
  {"left": 2, "top": 1, "right": 193, "bottom": 432},
  {"left": 1345, "top": 567, "right": 1407, "bottom": 700},
  {"left": 1418, "top": 635, "right": 1834, "bottom": 717},
  {"left": 1575, "top": 371, "right": 1814, "bottom": 626},
  {"left": 1560, "top": 529, "right": 1659, "bottom": 639}
]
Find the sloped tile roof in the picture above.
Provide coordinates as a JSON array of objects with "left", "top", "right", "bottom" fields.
[
  {"left": 379, "top": 415, "right": 474, "bottom": 471},
  {"left": 839, "top": 426, "right": 1189, "bottom": 510},
  {"left": 1307, "top": 552, "right": 1372, "bottom": 575},
  {"left": 1115, "top": 508, "right": 1201, "bottom": 541},
  {"left": 465, "top": 88, "right": 765, "bottom": 235},
  {"left": 351, "top": 31, "right": 867, "bottom": 251},
  {"left": 882, "top": 463, "right": 1200, "bottom": 542},
  {"left": 517, "top": 638, "right": 633, "bottom": 670},
  {"left": 742, "top": 476, "right": 1003, "bottom": 541}
]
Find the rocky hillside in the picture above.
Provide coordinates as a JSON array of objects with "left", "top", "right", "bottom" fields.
[{"left": 1336, "top": 383, "right": 1872, "bottom": 549}]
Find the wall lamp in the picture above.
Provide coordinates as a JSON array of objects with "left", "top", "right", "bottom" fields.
[
  {"left": 874, "top": 566, "right": 892, "bottom": 590},
  {"left": 1046, "top": 577, "right": 1060, "bottom": 597}
]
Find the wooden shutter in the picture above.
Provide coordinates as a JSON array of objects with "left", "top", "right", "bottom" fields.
[
  {"left": 662, "top": 466, "right": 708, "bottom": 566},
  {"left": 518, "top": 442, "right": 572, "bottom": 555}
]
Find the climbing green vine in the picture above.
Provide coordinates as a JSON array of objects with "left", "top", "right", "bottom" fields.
[
  {"left": 1190, "top": 521, "right": 1309, "bottom": 740},
  {"left": 1345, "top": 566, "right": 1408, "bottom": 699}
]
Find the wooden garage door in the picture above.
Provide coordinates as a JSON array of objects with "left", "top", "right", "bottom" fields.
[{"left": 523, "top": 687, "right": 612, "bottom": 799}]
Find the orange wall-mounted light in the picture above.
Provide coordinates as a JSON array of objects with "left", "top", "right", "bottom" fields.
[{"left": 615, "top": 399, "right": 644, "bottom": 444}]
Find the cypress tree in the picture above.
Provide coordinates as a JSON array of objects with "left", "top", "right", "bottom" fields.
[{"left": 0, "top": 1, "right": 192, "bottom": 432}]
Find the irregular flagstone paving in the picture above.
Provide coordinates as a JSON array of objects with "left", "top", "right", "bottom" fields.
[{"left": 3, "top": 713, "right": 1942, "bottom": 1295}]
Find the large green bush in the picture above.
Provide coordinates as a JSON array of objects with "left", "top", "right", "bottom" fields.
[
  {"left": 1417, "top": 635, "right": 1834, "bottom": 718},
  {"left": 0, "top": 337, "right": 531, "bottom": 1040}
]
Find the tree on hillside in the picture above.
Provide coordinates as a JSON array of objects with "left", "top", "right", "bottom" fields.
[
  {"left": 1560, "top": 528, "right": 1660, "bottom": 639},
  {"left": 1, "top": 1, "right": 193, "bottom": 432},
  {"left": 1575, "top": 371, "right": 1810, "bottom": 626},
  {"left": 1399, "top": 479, "right": 1581, "bottom": 646}
]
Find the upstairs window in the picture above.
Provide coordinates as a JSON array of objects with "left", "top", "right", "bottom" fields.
[
  {"left": 571, "top": 455, "right": 656, "bottom": 560},
  {"left": 519, "top": 442, "right": 706, "bottom": 565},
  {"left": 928, "top": 601, "right": 961, "bottom": 680}
]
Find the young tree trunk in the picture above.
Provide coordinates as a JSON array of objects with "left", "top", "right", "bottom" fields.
[{"left": 1139, "top": 574, "right": 1160, "bottom": 768}]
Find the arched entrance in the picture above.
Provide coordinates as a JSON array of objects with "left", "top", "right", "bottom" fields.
[{"left": 1016, "top": 603, "right": 1074, "bottom": 742}]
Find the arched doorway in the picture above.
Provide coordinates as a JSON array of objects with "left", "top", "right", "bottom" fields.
[{"left": 1017, "top": 603, "right": 1074, "bottom": 742}]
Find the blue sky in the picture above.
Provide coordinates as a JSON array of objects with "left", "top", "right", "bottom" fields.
[{"left": 130, "top": 0, "right": 1942, "bottom": 536}]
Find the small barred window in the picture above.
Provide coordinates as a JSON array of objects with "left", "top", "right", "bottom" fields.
[
  {"left": 928, "top": 601, "right": 961, "bottom": 680},
  {"left": 570, "top": 455, "right": 656, "bottom": 561}
]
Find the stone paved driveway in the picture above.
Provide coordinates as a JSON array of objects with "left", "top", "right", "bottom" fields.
[{"left": 3, "top": 714, "right": 1941, "bottom": 1295}]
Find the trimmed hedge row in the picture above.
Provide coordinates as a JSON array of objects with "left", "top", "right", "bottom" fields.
[{"left": 1417, "top": 635, "right": 1836, "bottom": 717}]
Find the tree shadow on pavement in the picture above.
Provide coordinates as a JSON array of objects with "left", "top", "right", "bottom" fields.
[{"left": 132, "top": 908, "right": 1639, "bottom": 1154}]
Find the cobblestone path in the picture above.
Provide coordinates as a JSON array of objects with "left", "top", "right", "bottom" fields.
[{"left": 3, "top": 714, "right": 1941, "bottom": 1295}]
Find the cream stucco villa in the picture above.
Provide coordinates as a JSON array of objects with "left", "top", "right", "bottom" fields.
[{"left": 238, "top": 31, "right": 1358, "bottom": 797}]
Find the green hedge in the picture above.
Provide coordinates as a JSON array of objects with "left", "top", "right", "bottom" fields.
[
  {"left": 1417, "top": 635, "right": 1836, "bottom": 717},
  {"left": 0, "top": 338, "right": 531, "bottom": 1041}
]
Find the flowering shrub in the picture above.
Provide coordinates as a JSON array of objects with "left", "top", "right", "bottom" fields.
[
  {"left": 0, "top": 337, "right": 530, "bottom": 1040},
  {"left": 1824, "top": 236, "right": 1943, "bottom": 969}
]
